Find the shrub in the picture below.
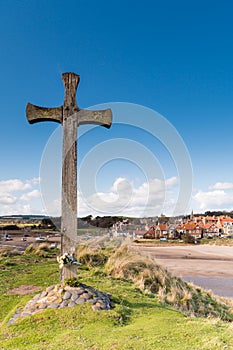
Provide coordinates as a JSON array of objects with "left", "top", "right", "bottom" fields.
[{"left": 183, "top": 234, "right": 196, "bottom": 244}]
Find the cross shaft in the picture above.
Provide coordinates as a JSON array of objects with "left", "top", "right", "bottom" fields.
[{"left": 26, "top": 72, "right": 112, "bottom": 282}]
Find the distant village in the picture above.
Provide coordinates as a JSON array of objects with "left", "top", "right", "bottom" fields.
[
  {"left": 111, "top": 211, "right": 233, "bottom": 240},
  {"left": 0, "top": 212, "right": 233, "bottom": 242}
]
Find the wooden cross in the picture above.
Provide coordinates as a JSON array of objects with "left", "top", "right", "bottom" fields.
[{"left": 26, "top": 72, "right": 112, "bottom": 283}]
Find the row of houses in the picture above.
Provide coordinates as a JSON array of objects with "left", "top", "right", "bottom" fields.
[
  {"left": 140, "top": 214, "right": 233, "bottom": 239},
  {"left": 112, "top": 214, "right": 233, "bottom": 239}
]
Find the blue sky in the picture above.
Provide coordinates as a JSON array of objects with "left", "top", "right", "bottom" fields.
[{"left": 0, "top": 0, "right": 233, "bottom": 217}]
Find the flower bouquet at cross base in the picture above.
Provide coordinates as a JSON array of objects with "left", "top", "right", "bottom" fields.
[{"left": 57, "top": 252, "right": 82, "bottom": 269}]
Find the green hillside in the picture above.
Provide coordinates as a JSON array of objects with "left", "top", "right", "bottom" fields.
[{"left": 0, "top": 245, "right": 232, "bottom": 350}]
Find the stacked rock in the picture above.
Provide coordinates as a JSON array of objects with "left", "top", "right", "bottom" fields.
[{"left": 8, "top": 283, "right": 114, "bottom": 324}]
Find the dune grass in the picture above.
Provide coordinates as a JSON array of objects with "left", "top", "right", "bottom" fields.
[
  {"left": 105, "top": 245, "right": 233, "bottom": 321},
  {"left": 0, "top": 244, "right": 232, "bottom": 349}
]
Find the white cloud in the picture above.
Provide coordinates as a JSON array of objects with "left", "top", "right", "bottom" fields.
[
  {"left": 0, "top": 178, "right": 40, "bottom": 195},
  {"left": 193, "top": 190, "right": 233, "bottom": 211},
  {"left": 42, "top": 176, "right": 179, "bottom": 218},
  {"left": 16, "top": 204, "right": 31, "bottom": 214},
  {"left": 209, "top": 182, "right": 233, "bottom": 190},
  {"left": 79, "top": 176, "right": 179, "bottom": 217},
  {"left": 165, "top": 176, "right": 179, "bottom": 188},
  {"left": 20, "top": 190, "right": 41, "bottom": 201},
  {"left": 0, "top": 178, "right": 42, "bottom": 216},
  {"left": 192, "top": 180, "right": 233, "bottom": 212},
  {"left": 0, "top": 179, "right": 30, "bottom": 193},
  {"left": 0, "top": 195, "right": 17, "bottom": 205},
  {"left": 111, "top": 177, "right": 132, "bottom": 193},
  {"left": 42, "top": 199, "right": 61, "bottom": 217},
  {"left": 0, "top": 203, "right": 32, "bottom": 215},
  {"left": 6, "top": 175, "right": 233, "bottom": 218}
]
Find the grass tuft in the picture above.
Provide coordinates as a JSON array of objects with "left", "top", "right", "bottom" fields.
[
  {"left": 24, "top": 244, "right": 59, "bottom": 258},
  {"left": 78, "top": 245, "right": 109, "bottom": 267},
  {"left": 0, "top": 246, "right": 21, "bottom": 257}
]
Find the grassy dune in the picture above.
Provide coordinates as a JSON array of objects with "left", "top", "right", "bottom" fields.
[{"left": 0, "top": 244, "right": 232, "bottom": 349}]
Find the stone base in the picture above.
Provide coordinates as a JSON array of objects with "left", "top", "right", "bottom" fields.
[{"left": 8, "top": 283, "right": 114, "bottom": 324}]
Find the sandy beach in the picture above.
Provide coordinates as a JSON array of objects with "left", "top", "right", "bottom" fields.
[
  {"left": 139, "top": 245, "right": 233, "bottom": 277},
  {"left": 139, "top": 245, "right": 233, "bottom": 298}
]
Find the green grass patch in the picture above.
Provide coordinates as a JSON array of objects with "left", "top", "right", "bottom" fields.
[{"left": 0, "top": 247, "right": 232, "bottom": 349}]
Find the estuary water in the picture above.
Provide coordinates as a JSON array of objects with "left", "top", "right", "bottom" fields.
[
  {"left": 139, "top": 245, "right": 233, "bottom": 300},
  {"left": 183, "top": 276, "right": 233, "bottom": 299}
]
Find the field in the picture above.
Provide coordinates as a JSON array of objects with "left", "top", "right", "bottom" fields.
[{"left": 0, "top": 245, "right": 233, "bottom": 349}]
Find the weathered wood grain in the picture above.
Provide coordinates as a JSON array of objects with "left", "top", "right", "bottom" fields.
[{"left": 26, "top": 72, "right": 112, "bottom": 283}]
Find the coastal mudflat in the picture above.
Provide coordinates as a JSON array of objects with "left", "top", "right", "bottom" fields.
[{"left": 140, "top": 245, "right": 233, "bottom": 298}]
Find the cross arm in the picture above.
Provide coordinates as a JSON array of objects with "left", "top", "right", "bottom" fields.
[
  {"left": 26, "top": 103, "right": 63, "bottom": 124},
  {"left": 76, "top": 108, "right": 112, "bottom": 128}
]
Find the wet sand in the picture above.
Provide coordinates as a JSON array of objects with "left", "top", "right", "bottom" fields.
[{"left": 139, "top": 245, "right": 233, "bottom": 298}]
